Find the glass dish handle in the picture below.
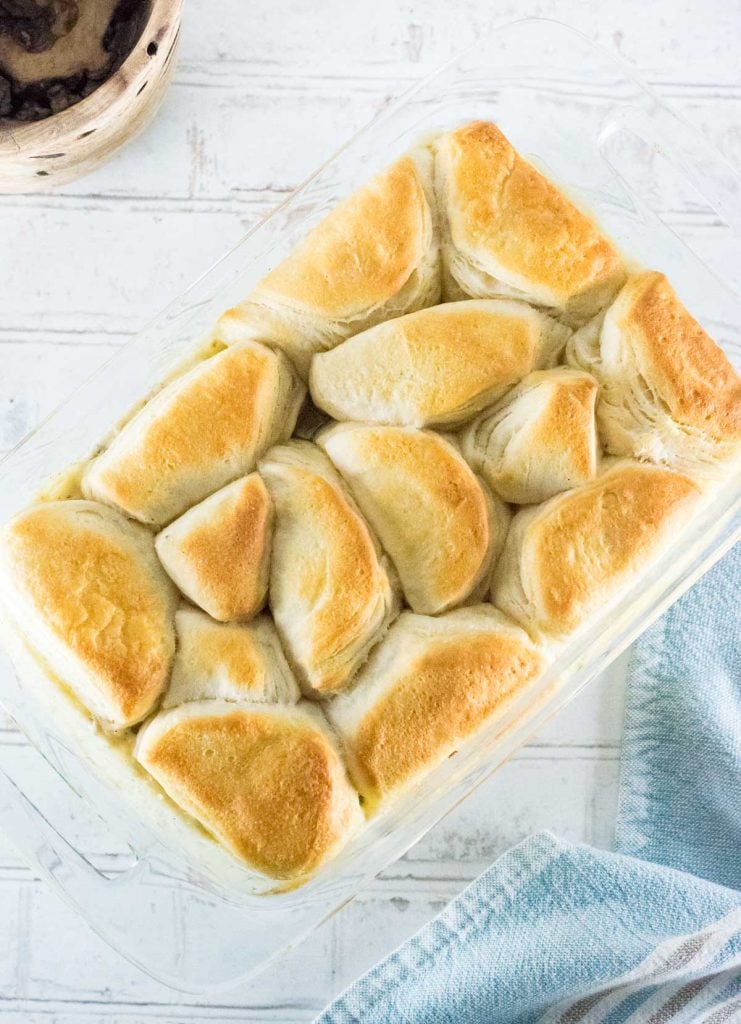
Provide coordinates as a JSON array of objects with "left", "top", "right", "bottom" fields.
[
  {"left": 0, "top": 761, "right": 162, "bottom": 958},
  {"left": 648, "top": 104, "right": 741, "bottom": 235},
  {"left": 0, "top": 753, "right": 209, "bottom": 988},
  {"left": 0, "top": 745, "right": 344, "bottom": 991},
  {"left": 599, "top": 101, "right": 741, "bottom": 298}
]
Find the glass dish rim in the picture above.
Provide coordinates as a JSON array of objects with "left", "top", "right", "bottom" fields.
[{"left": 0, "top": 14, "right": 739, "bottom": 991}]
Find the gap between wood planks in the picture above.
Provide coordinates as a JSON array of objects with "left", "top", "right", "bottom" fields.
[
  {"left": 0, "top": 998, "right": 316, "bottom": 1021},
  {"left": 170, "top": 62, "right": 741, "bottom": 98},
  {"left": 0, "top": 195, "right": 727, "bottom": 221}
]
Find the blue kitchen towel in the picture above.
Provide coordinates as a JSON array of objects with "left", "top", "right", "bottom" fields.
[
  {"left": 615, "top": 544, "right": 741, "bottom": 889},
  {"left": 317, "top": 834, "right": 741, "bottom": 1024},
  {"left": 316, "top": 547, "right": 741, "bottom": 1024}
]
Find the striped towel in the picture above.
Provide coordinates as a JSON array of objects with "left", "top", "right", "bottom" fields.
[{"left": 316, "top": 546, "right": 741, "bottom": 1024}]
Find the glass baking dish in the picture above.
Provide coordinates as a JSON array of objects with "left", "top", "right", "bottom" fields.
[{"left": 0, "top": 16, "right": 739, "bottom": 993}]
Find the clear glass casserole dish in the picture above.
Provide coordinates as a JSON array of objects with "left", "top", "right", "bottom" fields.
[{"left": 0, "top": 16, "right": 739, "bottom": 993}]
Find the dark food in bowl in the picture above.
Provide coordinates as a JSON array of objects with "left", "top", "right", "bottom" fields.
[{"left": 0, "top": 0, "right": 151, "bottom": 121}]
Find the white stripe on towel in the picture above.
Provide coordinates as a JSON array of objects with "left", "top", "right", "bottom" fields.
[{"left": 539, "top": 908, "right": 741, "bottom": 1024}]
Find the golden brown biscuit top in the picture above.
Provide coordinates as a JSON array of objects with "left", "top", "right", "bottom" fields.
[
  {"left": 386, "top": 304, "right": 536, "bottom": 411},
  {"left": 439, "top": 121, "right": 624, "bottom": 304},
  {"left": 291, "top": 469, "right": 385, "bottom": 678},
  {"left": 527, "top": 371, "right": 598, "bottom": 476},
  {"left": 529, "top": 463, "right": 699, "bottom": 632},
  {"left": 254, "top": 155, "right": 432, "bottom": 318},
  {"left": 354, "top": 632, "right": 543, "bottom": 798},
  {"left": 177, "top": 615, "right": 267, "bottom": 694},
  {"left": 464, "top": 368, "right": 599, "bottom": 505},
  {"left": 94, "top": 345, "right": 274, "bottom": 514},
  {"left": 2, "top": 503, "right": 174, "bottom": 724},
  {"left": 323, "top": 425, "right": 491, "bottom": 604},
  {"left": 616, "top": 272, "right": 741, "bottom": 442},
  {"left": 143, "top": 707, "right": 356, "bottom": 877},
  {"left": 168, "top": 475, "right": 272, "bottom": 621},
  {"left": 310, "top": 301, "right": 551, "bottom": 426}
]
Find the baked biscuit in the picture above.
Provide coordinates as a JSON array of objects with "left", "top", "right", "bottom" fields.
[
  {"left": 328, "top": 606, "right": 544, "bottom": 809},
  {"left": 155, "top": 474, "right": 272, "bottom": 622},
  {"left": 162, "top": 607, "right": 300, "bottom": 708},
  {"left": 461, "top": 368, "right": 599, "bottom": 503},
  {"left": 259, "top": 441, "right": 399, "bottom": 695},
  {"left": 136, "top": 700, "right": 362, "bottom": 880},
  {"left": 319, "top": 423, "right": 509, "bottom": 613},
  {"left": 491, "top": 460, "right": 700, "bottom": 638},
  {"left": 0, "top": 501, "right": 176, "bottom": 729},
  {"left": 310, "top": 300, "right": 569, "bottom": 428},
  {"left": 435, "top": 121, "right": 625, "bottom": 323},
  {"left": 83, "top": 342, "right": 305, "bottom": 526},
  {"left": 567, "top": 271, "right": 741, "bottom": 475},
  {"left": 218, "top": 149, "right": 439, "bottom": 378}
]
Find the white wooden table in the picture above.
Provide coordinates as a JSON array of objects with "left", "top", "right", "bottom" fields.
[{"left": 0, "top": 1, "right": 738, "bottom": 1019}]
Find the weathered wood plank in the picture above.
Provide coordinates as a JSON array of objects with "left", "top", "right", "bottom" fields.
[
  {"left": 176, "top": 0, "right": 741, "bottom": 80},
  {"left": 2, "top": 80, "right": 736, "bottom": 203},
  {"left": 0, "top": 340, "right": 121, "bottom": 455},
  {"left": 0, "top": 891, "right": 20, "bottom": 995},
  {"left": 0, "top": 1007, "right": 309, "bottom": 1023}
]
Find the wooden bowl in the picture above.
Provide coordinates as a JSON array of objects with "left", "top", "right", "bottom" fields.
[{"left": 0, "top": 0, "right": 182, "bottom": 193}]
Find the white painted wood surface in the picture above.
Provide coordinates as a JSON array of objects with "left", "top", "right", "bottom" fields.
[{"left": 0, "top": 1, "right": 738, "bottom": 1018}]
